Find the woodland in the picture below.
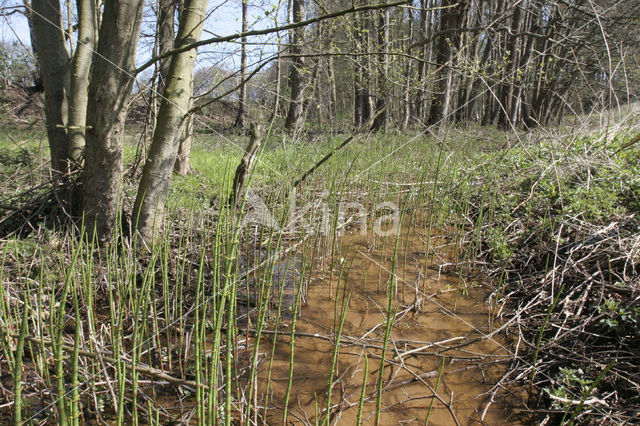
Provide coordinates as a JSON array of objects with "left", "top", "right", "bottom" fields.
[{"left": 0, "top": 0, "right": 639, "bottom": 424}]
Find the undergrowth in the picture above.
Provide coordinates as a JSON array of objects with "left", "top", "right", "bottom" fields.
[{"left": 455, "top": 130, "right": 640, "bottom": 424}]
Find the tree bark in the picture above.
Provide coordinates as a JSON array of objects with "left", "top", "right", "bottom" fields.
[
  {"left": 284, "top": 0, "right": 305, "bottom": 133},
  {"left": 327, "top": 46, "right": 337, "bottom": 127},
  {"left": 402, "top": 7, "right": 413, "bottom": 129},
  {"left": 133, "top": 0, "right": 208, "bottom": 241},
  {"left": 497, "top": 2, "right": 523, "bottom": 129},
  {"left": 371, "top": 5, "right": 389, "bottom": 132},
  {"left": 353, "top": 10, "right": 371, "bottom": 126},
  {"left": 413, "top": 0, "right": 432, "bottom": 122},
  {"left": 67, "top": 0, "right": 96, "bottom": 166},
  {"left": 82, "top": 0, "right": 144, "bottom": 240},
  {"left": 234, "top": 0, "right": 248, "bottom": 128},
  {"left": 428, "top": 0, "right": 466, "bottom": 126},
  {"left": 157, "top": 0, "right": 176, "bottom": 91},
  {"left": 228, "top": 124, "right": 263, "bottom": 207},
  {"left": 30, "top": 0, "right": 70, "bottom": 176},
  {"left": 149, "top": 0, "right": 176, "bottom": 135},
  {"left": 174, "top": 106, "right": 193, "bottom": 175}
]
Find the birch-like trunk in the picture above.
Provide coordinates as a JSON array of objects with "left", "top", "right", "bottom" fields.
[
  {"left": 67, "top": 0, "right": 95, "bottom": 166},
  {"left": 82, "top": 0, "right": 144, "bottom": 240},
  {"left": 133, "top": 0, "right": 208, "bottom": 241},
  {"left": 174, "top": 106, "right": 193, "bottom": 175}
]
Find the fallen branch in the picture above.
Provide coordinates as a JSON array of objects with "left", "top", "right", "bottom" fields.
[{"left": 15, "top": 334, "right": 204, "bottom": 390}]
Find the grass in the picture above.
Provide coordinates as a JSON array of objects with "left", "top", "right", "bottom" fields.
[{"left": 0, "top": 117, "right": 639, "bottom": 424}]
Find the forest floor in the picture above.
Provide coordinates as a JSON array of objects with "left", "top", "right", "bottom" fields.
[{"left": 0, "top": 91, "right": 639, "bottom": 424}]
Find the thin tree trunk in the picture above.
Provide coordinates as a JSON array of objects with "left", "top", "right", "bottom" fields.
[
  {"left": 65, "top": 0, "right": 74, "bottom": 55},
  {"left": 327, "top": 48, "right": 337, "bottom": 128},
  {"left": 497, "top": 2, "right": 522, "bottom": 129},
  {"left": 82, "top": 0, "right": 144, "bottom": 240},
  {"left": 228, "top": 124, "right": 263, "bottom": 207},
  {"left": 23, "top": 0, "right": 38, "bottom": 56},
  {"left": 158, "top": 0, "right": 175, "bottom": 91},
  {"left": 403, "top": 8, "right": 413, "bottom": 129},
  {"left": 158, "top": 0, "right": 193, "bottom": 176},
  {"left": 428, "top": 0, "right": 452, "bottom": 125},
  {"left": 133, "top": 0, "right": 208, "bottom": 241},
  {"left": 464, "top": 20, "right": 492, "bottom": 122},
  {"left": 413, "top": 0, "right": 431, "bottom": 122},
  {"left": 301, "top": 54, "right": 321, "bottom": 124},
  {"left": 148, "top": 0, "right": 176, "bottom": 139},
  {"left": 353, "top": 11, "right": 367, "bottom": 126},
  {"left": 234, "top": 0, "right": 248, "bottom": 128},
  {"left": 268, "top": 44, "right": 283, "bottom": 123},
  {"left": 365, "top": 12, "right": 375, "bottom": 123},
  {"left": 428, "top": 0, "right": 466, "bottom": 126},
  {"left": 67, "top": 0, "right": 95, "bottom": 167}
]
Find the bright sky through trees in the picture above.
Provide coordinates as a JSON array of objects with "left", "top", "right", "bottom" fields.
[{"left": 0, "top": 0, "right": 282, "bottom": 69}]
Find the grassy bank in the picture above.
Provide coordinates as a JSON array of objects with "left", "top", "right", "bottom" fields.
[{"left": 451, "top": 129, "right": 640, "bottom": 423}]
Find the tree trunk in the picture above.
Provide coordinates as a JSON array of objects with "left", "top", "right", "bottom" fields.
[
  {"left": 133, "top": 0, "right": 208, "bottom": 241},
  {"left": 303, "top": 55, "right": 321, "bottom": 124},
  {"left": 284, "top": 0, "right": 305, "bottom": 133},
  {"left": 174, "top": 108, "right": 193, "bottom": 175},
  {"left": 413, "top": 0, "right": 432, "bottom": 122},
  {"left": 148, "top": 0, "right": 176, "bottom": 138},
  {"left": 497, "top": 2, "right": 523, "bottom": 129},
  {"left": 353, "top": 10, "right": 372, "bottom": 126},
  {"left": 158, "top": 0, "right": 175, "bottom": 91},
  {"left": 428, "top": 0, "right": 466, "bottom": 126},
  {"left": 402, "top": 7, "right": 413, "bottom": 129},
  {"left": 228, "top": 124, "right": 263, "bottom": 208},
  {"left": 82, "top": 0, "right": 144, "bottom": 240},
  {"left": 31, "top": 0, "right": 70, "bottom": 176},
  {"left": 67, "top": 0, "right": 95, "bottom": 167},
  {"left": 428, "top": 0, "right": 451, "bottom": 125},
  {"left": 268, "top": 44, "right": 284, "bottom": 123},
  {"left": 371, "top": 6, "right": 389, "bottom": 132},
  {"left": 234, "top": 0, "right": 248, "bottom": 128},
  {"left": 327, "top": 48, "right": 337, "bottom": 128},
  {"left": 353, "top": 12, "right": 366, "bottom": 126}
]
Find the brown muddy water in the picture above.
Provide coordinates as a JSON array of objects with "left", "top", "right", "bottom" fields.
[{"left": 254, "top": 221, "right": 525, "bottom": 425}]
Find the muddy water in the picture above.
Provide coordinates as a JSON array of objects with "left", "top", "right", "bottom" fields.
[{"left": 258, "top": 223, "right": 521, "bottom": 425}]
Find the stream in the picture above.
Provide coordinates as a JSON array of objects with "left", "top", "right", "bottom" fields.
[{"left": 255, "top": 221, "right": 524, "bottom": 425}]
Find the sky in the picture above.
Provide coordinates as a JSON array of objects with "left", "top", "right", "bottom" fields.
[
  {"left": 0, "top": 0, "right": 283, "bottom": 72},
  {"left": 1, "top": 3, "right": 31, "bottom": 46}
]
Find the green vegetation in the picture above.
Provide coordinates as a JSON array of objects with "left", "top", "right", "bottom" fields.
[
  {"left": 1, "top": 119, "right": 639, "bottom": 424},
  {"left": 2, "top": 0, "right": 638, "bottom": 421},
  {"left": 0, "top": 123, "right": 485, "bottom": 424},
  {"left": 449, "top": 129, "right": 640, "bottom": 423}
]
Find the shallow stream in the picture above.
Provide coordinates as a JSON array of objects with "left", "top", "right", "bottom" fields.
[{"left": 256, "top": 221, "right": 523, "bottom": 425}]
